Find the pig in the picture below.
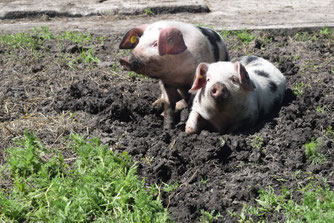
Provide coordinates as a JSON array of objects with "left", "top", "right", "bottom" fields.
[
  {"left": 185, "top": 56, "right": 286, "bottom": 134},
  {"left": 119, "top": 20, "right": 229, "bottom": 129}
]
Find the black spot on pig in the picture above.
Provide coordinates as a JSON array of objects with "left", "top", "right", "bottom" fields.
[
  {"left": 269, "top": 81, "right": 278, "bottom": 92},
  {"left": 254, "top": 70, "right": 269, "bottom": 78},
  {"left": 244, "top": 56, "right": 259, "bottom": 65},
  {"left": 197, "top": 26, "right": 221, "bottom": 61},
  {"left": 249, "top": 63, "right": 262, "bottom": 67},
  {"left": 272, "top": 96, "right": 283, "bottom": 112}
]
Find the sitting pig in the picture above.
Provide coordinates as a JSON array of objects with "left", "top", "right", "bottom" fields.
[
  {"left": 119, "top": 20, "right": 229, "bottom": 129},
  {"left": 186, "top": 56, "right": 286, "bottom": 134}
]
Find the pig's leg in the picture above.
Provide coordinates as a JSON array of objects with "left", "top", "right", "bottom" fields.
[
  {"left": 160, "top": 81, "right": 178, "bottom": 129},
  {"left": 153, "top": 89, "right": 188, "bottom": 112},
  {"left": 175, "top": 88, "right": 189, "bottom": 111},
  {"left": 185, "top": 110, "right": 208, "bottom": 134},
  {"left": 152, "top": 95, "right": 164, "bottom": 110}
]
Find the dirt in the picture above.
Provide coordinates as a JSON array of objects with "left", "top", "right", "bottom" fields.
[{"left": 1, "top": 27, "right": 333, "bottom": 222}]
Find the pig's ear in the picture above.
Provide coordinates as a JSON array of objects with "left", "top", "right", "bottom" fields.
[
  {"left": 189, "top": 63, "right": 209, "bottom": 93},
  {"left": 119, "top": 24, "right": 148, "bottom": 49},
  {"left": 234, "top": 62, "right": 255, "bottom": 91},
  {"left": 158, "top": 27, "right": 187, "bottom": 56}
]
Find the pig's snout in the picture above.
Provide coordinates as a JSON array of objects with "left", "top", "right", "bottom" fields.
[
  {"left": 119, "top": 54, "right": 143, "bottom": 72},
  {"left": 210, "top": 83, "right": 229, "bottom": 101},
  {"left": 119, "top": 57, "right": 131, "bottom": 71}
]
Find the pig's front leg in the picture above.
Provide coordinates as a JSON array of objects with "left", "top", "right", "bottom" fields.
[
  {"left": 185, "top": 110, "right": 208, "bottom": 134},
  {"left": 160, "top": 81, "right": 178, "bottom": 129}
]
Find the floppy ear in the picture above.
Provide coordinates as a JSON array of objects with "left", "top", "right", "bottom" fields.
[
  {"left": 189, "top": 63, "right": 209, "bottom": 93},
  {"left": 119, "top": 24, "right": 148, "bottom": 49},
  {"left": 233, "top": 62, "right": 255, "bottom": 91},
  {"left": 158, "top": 27, "right": 187, "bottom": 56}
]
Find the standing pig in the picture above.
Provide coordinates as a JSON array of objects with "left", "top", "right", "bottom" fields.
[
  {"left": 119, "top": 20, "right": 229, "bottom": 129},
  {"left": 186, "top": 56, "right": 286, "bottom": 134}
]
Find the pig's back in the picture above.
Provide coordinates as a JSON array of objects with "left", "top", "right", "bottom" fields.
[
  {"left": 241, "top": 56, "right": 286, "bottom": 114},
  {"left": 164, "top": 21, "right": 229, "bottom": 63}
]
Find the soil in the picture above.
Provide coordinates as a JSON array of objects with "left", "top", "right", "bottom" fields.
[{"left": 0, "top": 27, "right": 333, "bottom": 222}]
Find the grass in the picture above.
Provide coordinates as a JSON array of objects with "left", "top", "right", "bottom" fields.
[
  {"left": 316, "top": 105, "right": 329, "bottom": 114},
  {"left": 144, "top": 8, "right": 154, "bottom": 16},
  {"left": 200, "top": 210, "right": 223, "bottom": 223},
  {"left": 249, "top": 135, "right": 264, "bottom": 150},
  {"left": 0, "top": 26, "right": 100, "bottom": 67},
  {"left": 304, "top": 138, "right": 326, "bottom": 165},
  {"left": 0, "top": 132, "right": 172, "bottom": 222},
  {"left": 219, "top": 29, "right": 255, "bottom": 44},
  {"left": 229, "top": 179, "right": 334, "bottom": 223},
  {"left": 293, "top": 81, "right": 311, "bottom": 96}
]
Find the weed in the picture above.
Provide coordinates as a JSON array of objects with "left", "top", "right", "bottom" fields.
[
  {"left": 200, "top": 176, "right": 208, "bottom": 185},
  {"left": 79, "top": 47, "right": 100, "bottom": 64},
  {"left": 230, "top": 180, "right": 334, "bottom": 223},
  {"left": 319, "top": 27, "right": 330, "bottom": 35},
  {"left": 219, "top": 30, "right": 233, "bottom": 39},
  {"left": 295, "top": 32, "right": 309, "bottom": 41},
  {"left": 58, "top": 31, "right": 93, "bottom": 45},
  {"left": 304, "top": 138, "right": 326, "bottom": 165},
  {"left": 200, "top": 210, "right": 223, "bottom": 223},
  {"left": 128, "top": 71, "right": 147, "bottom": 79},
  {"left": 229, "top": 203, "right": 254, "bottom": 223},
  {"left": 316, "top": 105, "right": 328, "bottom": 114},
  {"left": 219, "top": 136, "right": 226, "bottom": 147},
  {"left": 162, "top": 182, "right": 179, "bottom": 193},
  {"left": 249, "top": 135, "right": 264, "bottom": 150},
  {"left": 33, "top": 26, "right": 54, "bottom": 40},
  {"left": 0, "top": 132, "right": 172, "bottom": 222},
  {"left": 293, "top": 81, "right": 311, "bottom": 96},
  {"left": 325, "top": 126, "right": 334, "bottom": 141},
  {"left": 0, "top": 32, "right": 42, "bottom": 50},
  {"left": 144, "top": 8, "right": 154, "bottom": 16},
  {"left": 236, "top": 30, "right": 256, "bottom": 44}
]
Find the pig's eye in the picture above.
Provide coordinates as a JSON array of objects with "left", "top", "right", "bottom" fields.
[
  {"left": 230, "top": 75, "right": 239, "bottom": 84},
  {"left": 152, "top": 41, "right": 158, "bottom": 47}
]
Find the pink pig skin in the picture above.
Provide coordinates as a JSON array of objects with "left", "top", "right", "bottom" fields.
[
  {"left": 186, "top": 56, "right": 286, "bottom": 134},
  {"left": 119, "top": 20, "right": 229, "bottom": 129}
]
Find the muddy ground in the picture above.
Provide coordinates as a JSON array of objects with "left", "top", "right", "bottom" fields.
[{"left": 0, "top": 25, "right": 333, "bottom": 222}]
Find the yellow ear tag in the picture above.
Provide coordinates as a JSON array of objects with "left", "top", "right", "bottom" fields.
[
  {"left": 194, "top": 74, "right": 204, "bottom": 81},
  {"left": 130, "top": 35, "right": 137, "bottom": 44}
]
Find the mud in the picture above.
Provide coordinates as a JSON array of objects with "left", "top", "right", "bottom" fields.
[{"left": 0, "top": 28, "right": 333, "bottom": 222}]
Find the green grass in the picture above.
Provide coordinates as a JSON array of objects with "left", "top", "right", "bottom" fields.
[
  {"left": 144, "top": 8, "right": 154, "bottom": 16},
  {"left": 249, "top": 134, "right": 264, "bottom": 150},
  {"left": 293, "top": 81, "right": 311, "bottom": 96},
  {"left": 304, "top": 138, "right": 326, "bottom": 165},
  {"left": 236, "top": 30, "right": 256, "bottom": 44},
  {"left": 316, "top": 105, "right": 329, "bottom": 114},
  {"left": 229, "top": 179, "right": 334, "bottom": 223},
  {"left": 219, "top": 29, "right": 255, "bottom": 44},
  {"left": 200, "top": 210, "right": 223, "bottom": 223},
  {"left": 0, "top": 32, "right": 43, "bottom": 50},
  {"left": 325, "top": 126, "right": 334, "bottom": 142},
  {"left": 0, "top": 27, "right": 100, "bottom": 66},
  {"left": 0, "top": 132, "right": 172, "bottom": 222}
]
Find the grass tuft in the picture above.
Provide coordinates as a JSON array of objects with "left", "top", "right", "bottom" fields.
[
  {"left": 0, "top": 132, "right": 171, "bottom": 222},
  {"left": 229, "top": 179, "right": 334, "bottom": 223},
  {"left": 304, "top": 138, "right": 326, "bottom": 165}
]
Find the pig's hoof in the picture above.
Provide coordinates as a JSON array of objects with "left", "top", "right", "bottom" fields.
[
  {"left": 163, "top": 120, "right": 175, "bottom": 130},
  {"left": 175, "top": 99, "right": 187, "bottom": 112},
  {"left": 185, "top": 126, "right": 198, "bottom": 134},
  {"left": 152, "top": 98, "right": 165, "bottom": 109},
  {"left": 163, "top": 123, "right": 175, "bottom": 130}
]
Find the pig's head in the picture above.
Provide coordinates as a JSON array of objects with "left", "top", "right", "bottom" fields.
[
  {"left": 119, "top": 24, "right": 188, "bottom": 78},
  {"left": 190, "top": 61, "right": 256, "bottom": 113}
]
